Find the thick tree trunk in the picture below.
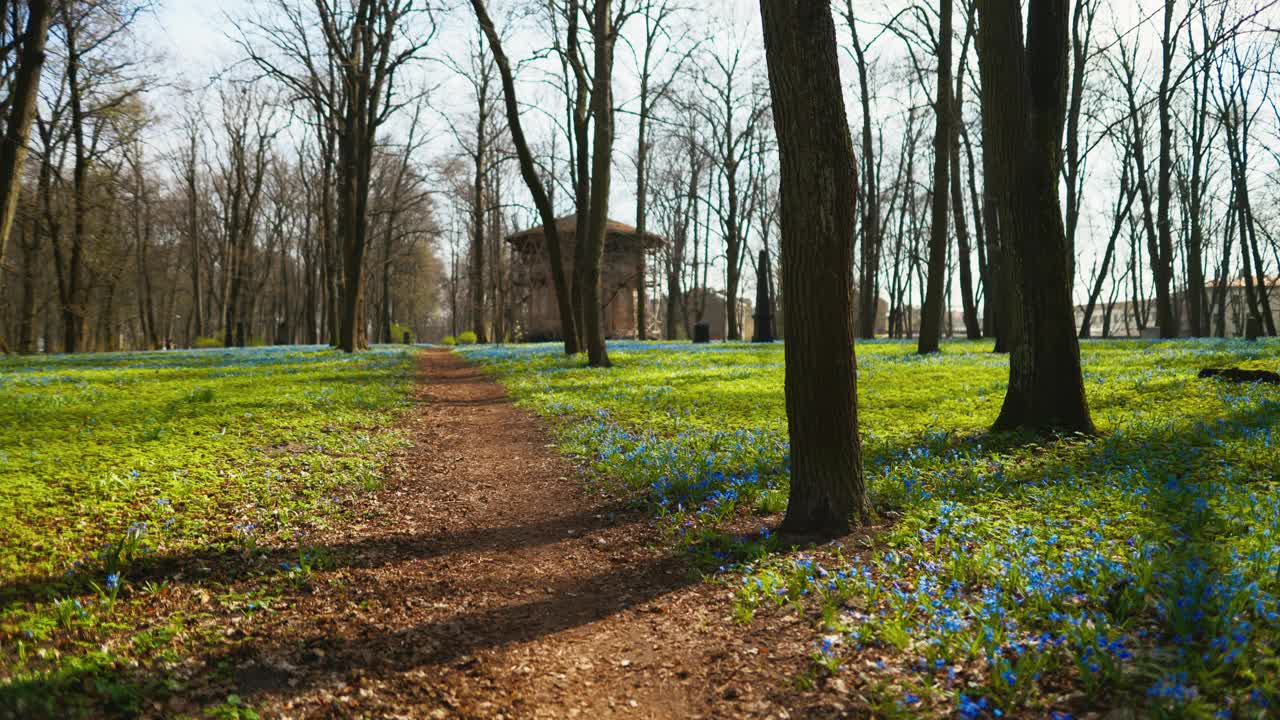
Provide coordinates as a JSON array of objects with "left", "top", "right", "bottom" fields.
[
  {"left": 918, "top": 0, "right": 953, "bottom": 355},
  {"left": 760, "top": 0, "right": 868, "bottom": 537},
  {"left": 977, "top": 0, "right": 1095, "bottom": 434}
]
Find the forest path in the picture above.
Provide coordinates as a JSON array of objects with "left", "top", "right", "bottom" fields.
[{"left": 239, "top": 349, "right": 814, "bottom": 719}]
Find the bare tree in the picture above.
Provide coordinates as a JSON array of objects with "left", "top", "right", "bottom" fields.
[
  {"left": 212, "top": 86, "right": 276, "bottom": 348},
  {"left": 240, "top": 0, "right": 436, "bottom": 352},
  {"left": 628, "top": 0, "right": 690, "bottom": 341},
  {"left": 470, "top": 0, "right": 579, "bottom": 356},
  {"left": 1079, "top": 135, "right": 1138, "bottom": 338},
  {"left": 685, "top": 46, "right": 768, "bottom": 342},
  {"left": 439, "top": 29, "right": 500, "bottom": 344},
  {"left": 842, "top": 1, "right": 883, "bottom": 340}
]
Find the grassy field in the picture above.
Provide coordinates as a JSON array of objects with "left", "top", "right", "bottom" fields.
[
  {"left": 463, "top": 339, "right": 1280, "bottom": 719},
  {"left": 0, "top": 345, "right": 415, "bottom": 717}
]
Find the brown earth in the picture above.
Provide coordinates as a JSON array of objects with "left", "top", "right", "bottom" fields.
[{"left": 222, "top": 349, "right": 857, "bottom": 719}]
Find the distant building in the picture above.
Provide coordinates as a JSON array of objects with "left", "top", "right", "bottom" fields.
[
  {"left": 855, "top": 293, "right": 891, "bottom": 336},
  {"left": 1074, "top": 277, "right": 1280, "bottom": 337},
  {"left": 506, "top": 216, "right": 665, "bottom": 341},
  {"left": 505, "top": 217, "right": 906, "bottom": 342}
]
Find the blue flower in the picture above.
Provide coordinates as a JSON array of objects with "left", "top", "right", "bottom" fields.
[{"left": 105, "top": 573, "right": 120, "bottom": 590}]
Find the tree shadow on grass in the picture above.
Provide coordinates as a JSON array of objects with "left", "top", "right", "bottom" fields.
[
  {"left": 0, "top": 511, "right": 697, "bottom": 718},
  {"left": 0, "top": 503, "right": 634, "bottom": 606},
  {"left": 871, "top": 385, "right": 1280, "bottom": 709}
]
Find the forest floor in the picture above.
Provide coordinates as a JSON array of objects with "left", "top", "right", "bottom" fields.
[
  {"left": 213, "top": 348, "right": 832, "bottom": 719},
  {"left": 7, "top": 339, "right": 1280, "bottom": 718},
  {"left": 0, "top": 346, "right": 845, "bottom": 719}
]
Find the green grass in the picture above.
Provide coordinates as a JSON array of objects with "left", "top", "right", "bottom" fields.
[
  {"left": 461, "top": 338, "right": 1280, "bottom": 719},
  {"left": 0, "top": 345, "right": 415, "bottom": 717}
]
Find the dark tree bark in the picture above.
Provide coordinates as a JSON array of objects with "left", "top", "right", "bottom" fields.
[
  {"left": 59, "top": 5, "right": 90, "bottom": 352},
  {"left": 0, "top": 0, "right": 51, "bottom": 269},
  {"left": 469, "top": 85, "right": 490, "bottom": 344},
  {"left": 566, "top": 0, "right": 592, "bottom": 352},
  {"left": 760, "top": 0, "right": 868, "bottom": 537},
  {"left": 950, "top": 3, "right": 981, "bottom": 340},
  {"left": 751, "top": 248, "right": 774, "bottom": 342},
  {"left": 582, "top": 0, "right": 613, "bottom": 368},
  {"left": 16, "top": 214, "right": 40, "bottom": 354},
  {"left": 918, "top": 0, "right": 953, "bottom": 355},
  {"left": 976, "top": 0, "right": 1095, "bottom": 434},
  {"left": 1151, "top": 1, "right": 1179, "bottom": 338},
  {"left": 974, "top": 48, "right": 1011, "bottom": 354}
]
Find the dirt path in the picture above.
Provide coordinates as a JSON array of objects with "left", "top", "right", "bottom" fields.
[{"left": 232, "top": 349, "right": 828, "bottom": 719}]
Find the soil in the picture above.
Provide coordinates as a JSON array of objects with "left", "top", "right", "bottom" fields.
[{"left": 222, "top": 349, "right": 856, "bottom": 719}]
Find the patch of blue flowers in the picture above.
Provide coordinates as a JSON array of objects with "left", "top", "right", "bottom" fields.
[{"left": 462, "top": 339, "right": 1280, "bottom": 716}]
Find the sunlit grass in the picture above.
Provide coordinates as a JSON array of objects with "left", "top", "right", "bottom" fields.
[
  {"left": 0, "top": 345, "right": 414, "bottom": 718},
  {"left": 463, "top": 338, "right": 1280, "bottom": 718}
]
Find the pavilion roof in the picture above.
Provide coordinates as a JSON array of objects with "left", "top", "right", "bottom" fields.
[{"left": 505, "top": 214, "right": 667, "bottom": 251}]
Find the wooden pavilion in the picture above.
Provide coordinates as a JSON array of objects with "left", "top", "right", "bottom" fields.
[{"left": 506, "top": 215, "right": 666, "bottom": 341}]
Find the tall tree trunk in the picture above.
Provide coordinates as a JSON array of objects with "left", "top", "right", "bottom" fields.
[
  {"left": 1183, "top": 18, "right": 1213, "bottom": 337},
  {"left": 918, "top": 0, "right": 953, "bottom": 354},
  {"left": 760, "top": 0, "right": 868, "bottom": 537},
  {"left": 635, "top": 41, "right": 652, "bottom": 341},
  {"left": 568, "top": 0, "right": 592, "bottom": 353},
  {"left": 846, "top": 1, "right": 881, "bottom": 340},
  {"left": 977, "top": 0, "right": 1095, "bottom": 434},
  {"left": 62, "top": 9, "right": 89, "bottom": 353},
  {"left": 185, "top": 132, "right": 204, "bottom": 340},
  {"left": 1152, "top": 2, "right": 1179, "bottom": 338},
  {"left": 960, "top": 121, "right": 990, "bottom": 339},
  {"left": 582, "top": 0, "right": 613, "bottom": 367},
  {"left": 470, "top": 103, "right": 488, "bottom": 343},
  {"left": 951, "top": 7, "right": 980, "bottom": 340},
  {"left": 17, "top": 216, "right": 38, "bottom": 354},
  {"left": 0, "top": 0, "right": 51, "bottom": 268}
]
